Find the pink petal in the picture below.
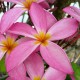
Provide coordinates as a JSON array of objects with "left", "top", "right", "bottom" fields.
[
  {"left": 5, "top": 54, "right": 9, "bottom": 63},
  {"left": 6, "top": 77, "right": 31, "bottom": 80},
  {"left": 0, "top": 34, "right": 6, "bottom": 60},
  {"left": 0, "top": 34, "right": 5, "bottom": 42},
  {"left": 26, "top": 77, "right": 32, "bottom": 80},
  {"left": 8, "top": 22, "right": 37, "bottom": 39},
  {"left": 0, "top": 47, "right": 5, "bottom": 60},
  {"left": 47, "top": 18, "right": 78, "bottom": 41},
  {"left": 29, "top": 3, "right": 57, "bottom": 33},
  {"left": 45, "top": 10, "right": 57, "bottom": 30},
  {"left": 17, "top": 37, "right": 33, "bottom": 44},
  {"left": 40, "top": 41, "right": 73, "bottom": 74},
  {"left": 63, "top": 6, "right": 80, "bottom": 22},
  {"left": 42, "top": 67, "right": 66, "bottom": 80},
  {"left": 7, "top": 63, "right": 27, "bottom": 80},
  {"left": 0, "top": 7, "right": 26, "bottom": 33},
  {"left": 6, "top": 55, "right": 27, "bottom": 80},
  {"left": 6, "top": 77, "right": 14, "bottom": 80},
  {"left": 6, "top": 40, "right": 40, "bottom": 72},
  {"left": 37, "top": 0, "right": 45, "bottom": 2},
  {"left": 24, "top": 53, "right": 44, "bottom": 80},
  {"left": 39, "top": 1, "right": 50, "bottom": 9},
  {"left": 6, "top": 33, "right": 18, "bottom": 41},
  {"left": 65, "top": 31, "right": 78, "bottom": 41}
]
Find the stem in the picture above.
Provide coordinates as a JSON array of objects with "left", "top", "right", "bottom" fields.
[{"left": 74, "top": 54, "right": 80, "bottom": 63}]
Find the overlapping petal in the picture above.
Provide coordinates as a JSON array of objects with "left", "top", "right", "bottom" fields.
[
  {"left": 7, "top": 63, "right": 26, "bottom": 80},
  {"left": 6, "top": 33, "right": 18, "bottom": 41},
  {"left": 0, "top": 34, "right": 6, "bottom": 60},
  {"left": 37, "top": 0, "right": 45, "bottom": 2},
  {"left": 0, "top": 34, "right": 5, "bottom": 42},
  {"left": 63, "top": 6, "right": 80, "bottom": 22},
  {"left": 26, "top": 77, "right": 31, "bottom": 80},
  {"left": 42, "top": 67, "right": 66, "bottom": 80},
  {"left": 6, "top": 40, "right": 40, "bottom": 72},
  {"left": 47, "top": 18, "right": 78, "bottom": 41},
  {"left": 24, "top": 53, "right": 44, "bottom": 80},
  {"left": 16, "top": 37, "right": 33, "bottom": 44},
  {"left": 6, "top": 76, "right": 31, "bottom": 80},
  {"left": 6, "top": 77, "right": 14, "bottom": 80},
  {"left": 40, "top": 41, "right": 73, "bottom": 74},
  {"left": 39, "top": 0, "right": 50, "bottom": 9},
  {"left": 8, "top": 22, "right": 37, "bottom": 38},
  {"left": 29, "top": 2, "right": 47, "bottom": 33},
  {"left": 29, "top": 3, "right": 57, "bottom": 33},
  {"left": 0, "top": 47, "right": 6, "bottom": 60},
  {"left": 0, "top": 7, "right": 26, "bottom": 33},
  {"left": 45, "top": 11, "right": 57, "bottom": 30}
]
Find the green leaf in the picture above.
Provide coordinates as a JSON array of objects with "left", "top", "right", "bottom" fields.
[
  {"left": 0, "top": 57, "right": 6, "bottom": 73},
  {"left": 71, "top": 62, "right": 80, "bottom": 80}
]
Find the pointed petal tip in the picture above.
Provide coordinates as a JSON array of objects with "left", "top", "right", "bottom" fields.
[
  {"left": 24, "top": 53, "right": 44, "bottom": 79},
  {"left": 0, "top": 7, "right": 26, "bottom": 33},
  {"left": 40, "top": 41, "right": 74, "bottom": 74},
  {"left": 63, "top": 6, "right": 80, "bottom": 22},
  {"left": 48, "top": 18, "right": 79, "bottom": 40}
]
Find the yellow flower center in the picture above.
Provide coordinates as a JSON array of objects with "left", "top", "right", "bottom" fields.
[
  {"left": 34, "top": 32, "right": 51, "bottom": 46},
  {"left": 33, "top": 76, "right": 45, "bottom": 80},
  {"left": 1, "top": 37, "right": 18, "bottom": 54},
  {"left": 23, "top": 0, "right": 37, "bottom": 9},
  {"left": 34, "top": 76, "right": 41, "bottom": 80}
]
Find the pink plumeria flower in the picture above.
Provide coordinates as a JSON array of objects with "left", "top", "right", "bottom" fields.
[
  {"left": 63, "top": 6, "right": 80, "bottom": 22},
  {"left": 6, "top": 3, "right": 78, "bottom": 75},
  {"left": 0, "top": 22, "right": 30, "bottom": 80},
  {"left": 63, "top": 6, "right": 80, "bottom": 41},
  {"left": 24, "top": 53, "right": 66, "bottom": 80},
  {"left": 0, "top": 0, "right": 49, "bottom": 33},
  {"left": 6, "top": 53, "right": 66, "bottom": 80},
  {"left": 0, "top": 33, "right": 31, "bottom": 80},
  {"left": 0, "top": 33, "right": 18, "bottom": 60},
  {"left": 0, "top": 28, "right": 29, "bottom": 60}
]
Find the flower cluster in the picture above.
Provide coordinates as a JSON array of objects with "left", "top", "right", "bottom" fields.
[{"left": 0, "top": 0, "right": 80, "bottom": 80}]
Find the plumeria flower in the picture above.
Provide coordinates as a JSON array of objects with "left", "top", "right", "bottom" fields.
[
  {"left": 0, "top": 33, "right": 18, "bottom": 60},
  {"left": 6, "top": 3, "right": 78, "bottom": 75},
  {"left": 7, "top": 52, "right": 66, "bottom": 80},
  {"left": 0, "top": 0, "right": 49, "bottom": 33},
  {"left": 24, "top": 53, "right": 66, "bottom": 80},
  {"left": 0, "top": 32, "right": 31, "bottom": 80},
  {"left": 0, "top": 29, "right": 29, "bottom": 60},
  {"left": 63, "top": 6, "right": 80, "bottom": 42},
  {"left": 63, "top": 6, "right": 80, "bottom": 22}
]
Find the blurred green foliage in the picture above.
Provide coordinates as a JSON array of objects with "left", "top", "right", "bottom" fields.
[
  {"left": 72, "top": 62, "right": 80, "bottom": 80},
  {"left": 0, "top": 57, "right": 6, "bottom": 73}
]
